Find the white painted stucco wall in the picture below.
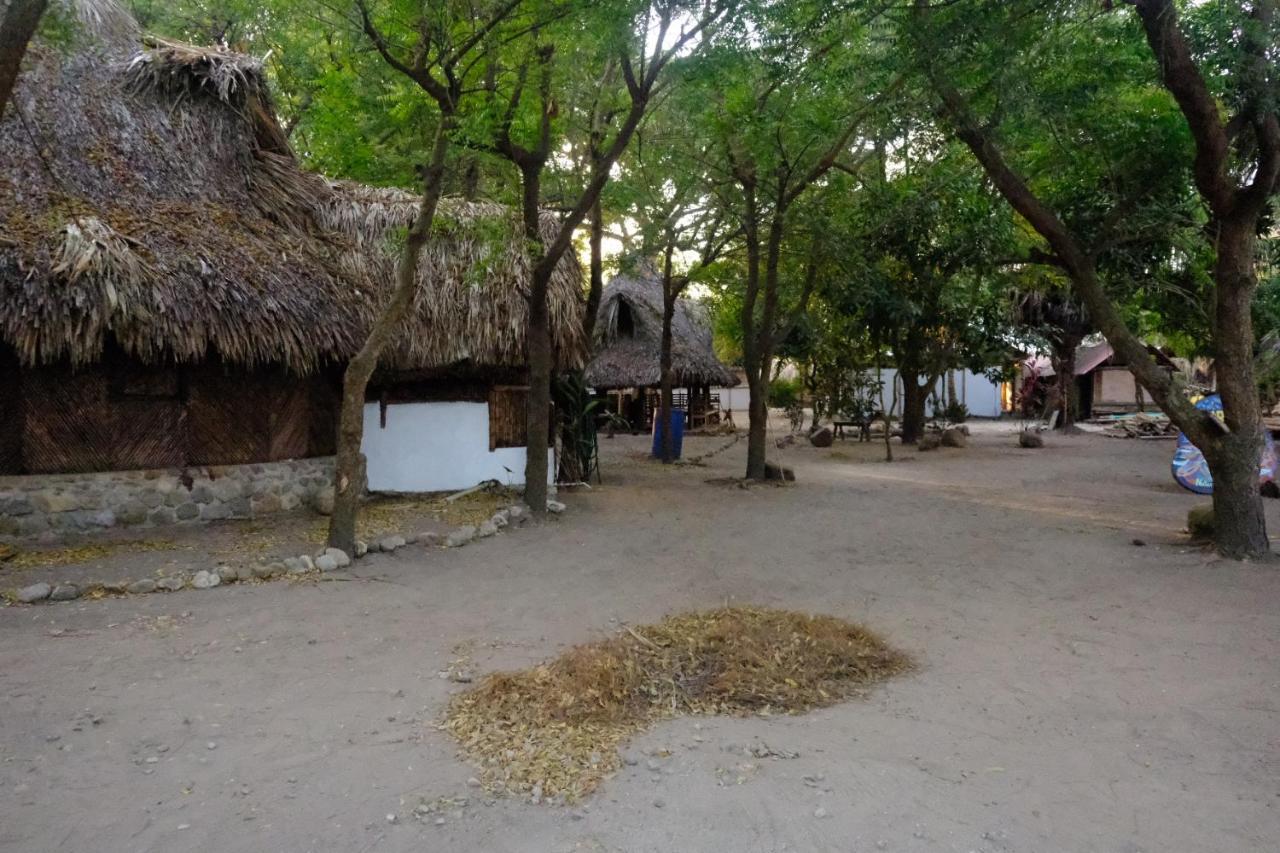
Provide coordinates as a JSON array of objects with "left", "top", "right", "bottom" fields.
[{"left": 361, "top": 401, "right": 553, "bottom": 493}]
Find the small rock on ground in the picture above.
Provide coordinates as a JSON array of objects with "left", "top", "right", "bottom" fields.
[
  {"left": 126, "top": 579, "right": 157, "bottom": 595},
  {"left": 446, "top": 526, "right": 477, "bottom": 547},
  {"left": 546, "top": 500, "right": 567, "bottom": 514},
  {"left": 191, "top": 570, "right": 220, "bottom": 589},
  {"left": 17, "top": 582, "right": 51, "bottom": 603},
  {"left": 478, "top": 520, "right": 498, "bottom": 538}
]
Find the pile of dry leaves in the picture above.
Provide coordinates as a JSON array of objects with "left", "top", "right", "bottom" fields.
[{"left": 443, "top": 606, "right": 910, "bottom": 801}]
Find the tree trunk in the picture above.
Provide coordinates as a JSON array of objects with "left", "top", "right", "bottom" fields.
[
  {"left": 1051, "top": 338, "right": 1080, "bottom": 431},
  {"left": 329, "top": 120, "right": 451, "bottom": 554},
  {"left": 659, "top": 291, "right": 677, "bottom": 463},
  {"left": 520, "top": 165, "right": 552, "bottom": 514},
  {"left": 0, "top": 0, "right": 48, "bottom": 121},
  {"left": 745, "top": 368, "right": 770, "bottom": 478},
  {"left": 1204, "top": 217, "right": 1269, "bottom": 558},
  {"left": 583, "top": 196, "right": 605, "bottom": 343},
  {"left": 899, "top": 373, "right": 929, "bottom": 444},
  {"left": 946, "top": 370, "right": 957, "bottom": 413}
]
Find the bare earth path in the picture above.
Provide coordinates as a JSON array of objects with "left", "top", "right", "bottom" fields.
[{"left": 2, "top": 425, "right": 1278, "bottom": 853}]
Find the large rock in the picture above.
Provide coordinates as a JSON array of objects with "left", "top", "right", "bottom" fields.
[
  {"left": 918, "top": 433, "right": 942, "bottom": 451},
  {"left": 314, "top": 553, "right": 339, "bottom": 572},
  {"left": 127, "top": 578, "right": 157, "bottom": 594},
  {"left": 808, "top": 426, "right": 834, "bottom": 448},
  {"left": 940, "top": 427, "right": 967, "bottom": 448},
  {"left": 17, "top": 582, "right": 51, "bottom": 603},
  {"left": 546, "top": 500, "right": 567, "bottom": 514},
  {"left": 1018, "top": 430, "right": 1045, "bottom": 448},
  {"left": 378, "top": 535, "right": 406, "bottom": 552},
  {"left": 478, "top": 520, "right": 498, "bottom": 538}
]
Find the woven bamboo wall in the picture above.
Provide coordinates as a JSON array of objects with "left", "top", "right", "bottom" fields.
[
  {"left": 8, "top": 357, "right": 330, "bottom": 475},
  {"left": 0, "top": 347, "right": 23, "bottom": 473}
]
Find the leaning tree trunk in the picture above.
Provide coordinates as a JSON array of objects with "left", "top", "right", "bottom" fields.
[
  {"left": 1203, "top": 218, "right": 1269, "bottom": 558},
  {"left": 0, "top": 0, "right": 48, "bottom": 121},
  {"left": 659, "top": 292, "right": 677, "bottom": 463},
  {"left": 328, "top": 122, "right": 450, "bottom": 554},
  {"left": 899, "top": 372, "right": 929, "bottom": 445}
]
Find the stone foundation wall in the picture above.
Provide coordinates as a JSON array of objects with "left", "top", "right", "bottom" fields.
[{"left": 0, "top": 458, "right": 334, "bottom": 538}]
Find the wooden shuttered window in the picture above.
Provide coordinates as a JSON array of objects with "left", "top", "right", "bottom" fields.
[
  {"left": 489, "top": 386, "right": 527, "bottom": 450},
  {"left": 488, "top": 386, "right": 555, "bottom": 450}
]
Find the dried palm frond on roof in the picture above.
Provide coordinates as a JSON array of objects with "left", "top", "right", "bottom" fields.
[
  {"left": 0, "top": 21, "right": 584, "bottom": 375},
  {"left": 585, "top": 268, "right": 737, "bottom": 390},
  {"left": 444, "top": 606, "right": 910, "bottom": 801}
]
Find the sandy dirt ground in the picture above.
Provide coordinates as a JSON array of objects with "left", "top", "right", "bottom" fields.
[{"left": 2, "top": 422, "right": 1279, "bottom": 853}]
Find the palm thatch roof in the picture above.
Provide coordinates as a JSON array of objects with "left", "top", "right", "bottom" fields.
[
  {"left": 0, "top": 21, "right": 584, "bottom": 375},
  {"left": 585, "top": 268, "right": 737, "bottom": 390}
]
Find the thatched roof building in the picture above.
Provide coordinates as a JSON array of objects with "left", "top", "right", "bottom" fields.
[
  {"left": 585, "top": 269, "right": 737, "bottom": 390},
  {"left": 0, "top": 20, "right": 584, "bottom": 477}
]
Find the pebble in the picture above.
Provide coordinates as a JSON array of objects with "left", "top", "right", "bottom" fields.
[
  {"left": 17, "top": 583, "right": 51, "bottom": 603},
  {"left": 126, "top": 579, "right": 157, "bottom": 594},
  {"left": 206, "top": 741, "right": 217, "bottom": 750},
  {"left": 177, "top": 824, "right": 191, "bottom": 831},
  {"left": 386, "top": 813, "right": 397, "bottom": 824},
  {"left": 434, "top": 817, "right": 445, "bottom": 826},
  {"left": 49, "top": 584, "right": 80, "bottom": 601},
  {"left": 144, "top": 756, "right": 159, "bottom": 764},
  {"left": 466, "top": 777, "right": 482, "bottom": 788},
  {"left": 646, "top": 759, "right": 661, "bottom": 771},
  {"left": 814, "top": 807, "right": 829, "bottom": 819},
  {"left": 653, "top": 799, "right": 665, "bottom": 809}
]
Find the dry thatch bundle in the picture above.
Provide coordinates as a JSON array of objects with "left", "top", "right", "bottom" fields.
[
  {"left": 0, "top": 21, "right": 584, "bottom": 375},
  {"left": 585, "top": 268, "right": 737, "bottom": 390},
  {"left": 443, "top": 606, "right": 911, "bottom": 801}
]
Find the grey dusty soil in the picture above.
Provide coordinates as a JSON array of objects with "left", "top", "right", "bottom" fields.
[{"left": 2, "top": 422, "right": 1279, "bottom": 853}]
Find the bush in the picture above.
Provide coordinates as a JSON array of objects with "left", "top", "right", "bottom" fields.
[
  {"left": 940, "top": 400, "right": 969, "bottom": 424},
  {"left": 769, "top": 377, "right": 802, "bottom": 410}
]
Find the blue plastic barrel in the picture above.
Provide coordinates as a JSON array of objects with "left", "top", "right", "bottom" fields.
[{"left": 651, "top": 409, "right": 685, "bottom": 459}]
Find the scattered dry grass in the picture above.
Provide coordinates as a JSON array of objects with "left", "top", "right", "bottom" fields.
[
  {"left": 0, "top": 539, "right": 178, "bottom": 569},
  {"left": 443, "top": 606, "right": 911, "bottom": 802}
]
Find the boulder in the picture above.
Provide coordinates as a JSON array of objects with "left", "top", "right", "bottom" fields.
[
  {"left": 1018, "top": 430, "right": 1045, "bottom": 448},
  {"left": 215, "top": 565, "right": 240, "bottom": 583},
  {"left": 1187, "top": 505, "right": 1215, "bottom": 539},
  {"left": 156, "top": 576, "right": 185, "bottom": 592},
  {"left": 126, "top": 578, "right": 157, "bottom": 595},
  {"left": 808, "top": 426, "right": 834, "bottom": 448},
  {"left": 918, "top": 433, "right": 942, "bottom": 451},
  {"left": 314, "top": 554, "right": 339, "bottom": 572},
  {"left": 415, "top": 532, "right": 444, "bottom": 547},
  {"left": 940, "top": 427, "right": 967, "bottom": 448},
  {"left": 490, "top": 511, "right": 510, "bottom": 529},
  {"left": 478, "top": 520, "right": 498, "bottom": 538}
]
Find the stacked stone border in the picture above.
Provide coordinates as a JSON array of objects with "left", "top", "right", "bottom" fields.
[
  {"left": 11, "top": 501, "right": 566, "bottom": 605},
  {"left": 0, "top": 458, "right": 335, "bottom": 538}
]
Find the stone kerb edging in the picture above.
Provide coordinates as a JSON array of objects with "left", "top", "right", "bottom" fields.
[{"left": 9, "top": 502, "right": 558, "bottom": 605}]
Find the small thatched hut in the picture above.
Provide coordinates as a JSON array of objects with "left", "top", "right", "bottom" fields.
[
  {"left": 0, "top": 23, "right": 583, "bottom": 498},
  {"left": 585, "top": 269, "right": 737, "bottom": 429}
]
